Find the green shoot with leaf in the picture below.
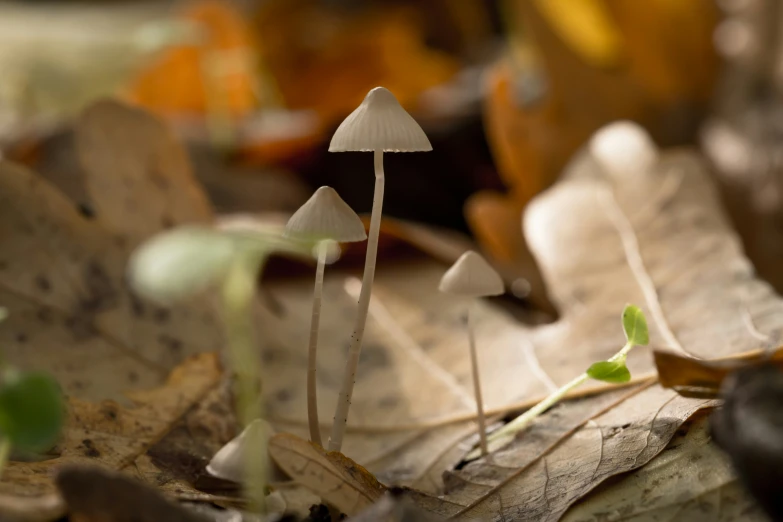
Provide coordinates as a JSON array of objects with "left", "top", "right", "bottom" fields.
[
  {"left": 473, "top": 305, "right": 649, "bottom": 457},
  {"left": 0, "top": 308, "right": 65, "bottom": 474}
]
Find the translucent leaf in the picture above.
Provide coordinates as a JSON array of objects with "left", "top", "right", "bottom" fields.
[
  {"left": 621, "top": 304, "right": 649, "bottom": 346},
  {"left": 0, "top": 370, "right": 64, "bottom": 452},
  {"left": 586, "top": 360, "right": 631, "bottom": 384}
]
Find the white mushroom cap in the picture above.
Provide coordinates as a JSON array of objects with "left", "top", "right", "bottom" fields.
[
  {"left": 285, "top": 186, "right": 367, "bottom": 243},
  {"left": 588, "top": 121, "right": 659, "bottom": 180},
  {"left": 329, "top": 87, "right": 433, "bottom": 152},
  {"left": 206, "top": 419, "right": 275, "bottom": 482},
  {"left": 439, "top": 251, "right": 504, "bottom": 297}
]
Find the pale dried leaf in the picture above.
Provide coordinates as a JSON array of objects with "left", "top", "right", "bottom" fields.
[
  {"left": 263, "top": 144, "right": 783, "bottom": 520},
  {"left": 562, "top": 416, "right": 768, "bottom": 522},
  {"left": 74, "top": 99, "right": 214, "bottom": 245},
  {"left": 268, "top": 433, "right": 386, "bottom": 516},
  {"left": 0, "top": 100, "right": 228, "bottom": 508}
]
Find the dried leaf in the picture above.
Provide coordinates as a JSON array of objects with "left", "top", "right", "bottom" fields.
[
  {"left": 0, "top": 100, "right": 230, "bottom": 510},
  {"left": 562, "top": 415, "right": 767, "bottom": 522},
  {"left": 1, "top": 353, "right": 221, "bottom": 500},
  {"left": 260, "top": 141, "right": 783, "bottom": 520},
  {"left": 74, "top": 99, "right": 214, "bottom": 244},
  {"left": 654, "top": 347, "right": 783, "bottom": 398},
  {"left": 348, "top": 489, "right": 442, "bottom": 522},
  {"left": 268, "top": 433, "right": 386, "bottom": 516},
  {"left": 55, "top": 465, "right": 209, "bottom": 522}
]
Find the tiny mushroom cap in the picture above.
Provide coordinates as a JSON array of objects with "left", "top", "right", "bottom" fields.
[
  {"left": 285, "top": 186, "right": 367, "bottom": 243},
  {"left": 588, "top": 121, "right": 659, "bottom": 180},
  {"left": 439, "top": 251, "right": 504, "bottom": 297},
  {"left": 206, "top": 419, "right": 275, "bottom": 482},
  {"left": 329, "top": 87, "right": 433, "bottom": 152}
]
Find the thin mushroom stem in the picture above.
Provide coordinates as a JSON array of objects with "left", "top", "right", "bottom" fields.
[
  {"left": 467, "top": 302, "right": 488, "bottom": 456},
  {"left": 328, "top": 149, "right": 385, "bottom": 452},
  {"left": 222, "top": 255, "right": 266, "bottom": 513},
  {"left": 307, "top": 241, "right": 328, "bottom": 446}
]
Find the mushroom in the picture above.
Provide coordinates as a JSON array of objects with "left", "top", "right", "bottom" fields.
[
  {"left": 326, "top": 86, "right": 432, "bottom": 451},
  {"left": 206, "top": 418, "right": 276, "bottom": 483},
  {"left": 588, "top": 121, "right": 659, "bottom": 179},
  {"left": 284, "top": 186, "right": 366, "bottom": 446},
  {"left": 439, "top": 251, "right": 504, "bottom": 456}
]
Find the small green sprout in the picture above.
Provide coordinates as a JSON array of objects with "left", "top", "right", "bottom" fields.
[
  {"left": 587, "top": 305, "right": 649, "bottom": 384},
  {"left": 128, "top": 223, "right": 318, "bottom": 514},
  {"left": 471, "top": 304, "right": 649, "bottom": 459},
  {"left": 0, "top": 370, "right": 64, "bottom": 453},
  {"left": 586, "top": 360, "right": 631, "bottom": 383},
  {"left": 0, "top": 309, "right": 65, "bottom": 474}
]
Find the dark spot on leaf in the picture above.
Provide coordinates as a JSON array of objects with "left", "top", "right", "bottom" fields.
[
  {"left": 158, "top": 334, "right": 183, "bottom": 353},
  {"left": 0, "top": 260, "right": 7, "bottom": 270},
  {"left": 357, "top": 344, "right": 389, "bottom": 371},
  {"left": 34, "top": 275, "right": 51, "bottom": 293},
  {"left": 150, "top": 172, "right": 169, "bottom": 190},
  {"left": 160, "top": 215, "right": 174, "bottom": 229},
  {"left": 130, "top": 294, "right": 145, "bottom": 317},
  {"left": 101, "top": 404, "right": 119, "bottom": 421},
  {"left": 65, "top": 316, "right": 98, "bottom": 341},
  {"left": 128, "top": 371, "right": 139, "bottom": 383},
  {"left": 275, "top": 389, "right": 292, "bottom": 402},
  {"left": 80, "top": 261, "right": 118, "bottom": 313},
  {"left": 76, "top": 202, "right": 95, "bottom": 219},
  {"left": 36, "top": 308, "right": 54, "bottom": 324},
  {"left": 81, "top": 439, "right": 100, "bottom": 458},
  {"left": 153, "top": 308, "right": 170, "bottom": 323},
  {"left": 379, "top": 396, "right": 399, "bottom": 409},
  {"left": 15, "top": 333, "right": 27, "bottom": 344},
  {"left": 261, "top": 346, "right": 287, "bottom": 364}
]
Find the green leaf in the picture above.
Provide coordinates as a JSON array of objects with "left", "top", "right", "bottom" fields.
[
  {"left": 622, "top": 304, "right": 649, "bottom": 346},
  {"left": 587, "top": 360, "right": 631, "bottom": 383},
  {"left": 0, "top": 370, "right": 64, "bottom": 452}
]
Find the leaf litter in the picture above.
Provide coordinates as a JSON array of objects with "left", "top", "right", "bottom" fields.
[
  {"left": 1, "top": 99, "right": 781, "bottom": 521},
  {"left": 266, "top": 144, "right": 783, "bottom": 519}
]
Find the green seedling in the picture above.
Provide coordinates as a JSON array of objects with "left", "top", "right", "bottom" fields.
[
  {"left": 0, "top": 309, "right": 65, "bottom": 475},
  {"left": 472, "top": 304, "right": 649, "bottom": 458},
  {"left": 129, "top": 224, "right": 317, "bottom": 513}
]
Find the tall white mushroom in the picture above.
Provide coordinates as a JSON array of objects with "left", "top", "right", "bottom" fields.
[
  {"left": 439, "top": 251, "right": 504, "bottom": 456},
  {"left": 285, "top": 186, "right": 366, "bottom": 446},
  {"left": 327, "top": 86, "right": 432, "bottom": 451}
]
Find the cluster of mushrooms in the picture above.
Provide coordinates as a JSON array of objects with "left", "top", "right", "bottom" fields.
[{"left": 206, "top": 86, "right": 505, "bottom": 484}]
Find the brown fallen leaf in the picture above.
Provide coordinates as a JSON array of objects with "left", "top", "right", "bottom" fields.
[
  {"left": 0, "top": 353, "right": 220, "bottom": 501},
  {"left": 0, "top": 100, "right": 235, "bottom": 513},
  {"left": 55, "top": 465, "right": 209, "bottom": 522},
  {"left": 654, "top": 347, "right": 783, "bottom": 398},
  {"left": 268, "top": 433, "right": 386, "bottom": 516}
]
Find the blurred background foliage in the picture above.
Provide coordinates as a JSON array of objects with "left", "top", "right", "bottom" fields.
[{"left": 4, "top": 0, "right": 762, "bottom": 287}]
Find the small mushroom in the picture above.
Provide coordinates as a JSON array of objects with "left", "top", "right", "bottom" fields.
[
  {"left": 439, "top": 251, "right": 503, "bottom": 456},
  {"left": 284, "top": 186, "right": 366, "bottom": 446},
  {"left": 206, "top": 419, "right": 275, "bottom": 483},
  {"left": 326, "top": 86, "right": 432, "bottom": 452},
  {"left": 588, "top": 121, "right": 659, "bottom": 180}
]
